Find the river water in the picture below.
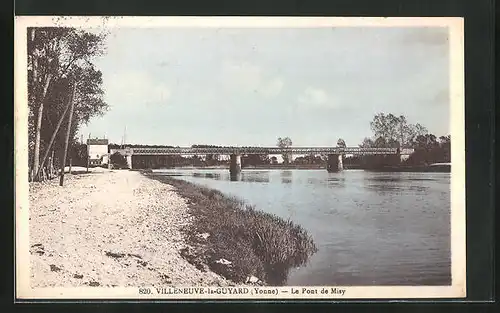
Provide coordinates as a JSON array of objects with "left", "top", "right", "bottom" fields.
[{"left": 151, "top": 169, "right": 451, "bottom": 286}]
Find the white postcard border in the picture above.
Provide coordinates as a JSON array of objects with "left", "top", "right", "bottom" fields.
[{"left": 14, "top": 16, "right": 466, "bottom": 300}]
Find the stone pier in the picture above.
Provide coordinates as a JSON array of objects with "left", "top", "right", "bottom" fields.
[
  {"left": 126, "top": 155, "right": 133, "bottom": 169},
  {"left": 327, "top": 154, "right": 343, "bottom": 172},
  {"left": 229, "top": 154, "right": 242, "bottom": 175}
]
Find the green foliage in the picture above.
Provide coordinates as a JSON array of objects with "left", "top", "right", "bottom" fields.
[
  {"left": 110, "top": 152, "right": 128, "bottom": 167},
  {"left": 404, "top": 134, "right": 451, "bottom": 165},
  {"left": 370, "top": 113, "right": 427, "bottom": 148},
  {"left": 270, "top": 156, "right": 278, "bottom": 165},
  {"left": 336, "top": 138, "right": 346, "bottom": 147},
  {"left": 277, "top": 137, "right": 293, "bottom": 164},
  {"left": 293, "top": 154, "right": 323, "bottom": 165},
  {"left": 360, "top": 113, "right": 450, "bottom": 167},
  {"left": 241, "top": 154, "right": 270, "bottom": 167},
  {"left": 27, "top": 27, "right": 108, "bottom": 176},
  {"left": 69, "top": 143, "right": 88, "bottom": 166}
]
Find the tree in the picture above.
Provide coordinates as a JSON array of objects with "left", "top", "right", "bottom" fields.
[
  {"left": 358, "top": 136, "right": 397, "bottom": 168},
  {"left": 402, "top": 133, "right": 450, "bottom": 166},
  {"left": 270, "top": 156, "right": 278, "bottom": 165},
  {"left": 374, "top": 136, "right": 388, "bottom": 148},
  {"left": 69, "top": 142, "right": 88, "bottom": 166},
  {"left": 359, "top": 137, "right": 375, "bottom": 148},
  {"left": 370, "top": 113, "right": 400, "bottom": 143},
  {"left": 369, "top": 113, "right": 428, "bottom": 148},
  {"left": 277, "top": 137, "right": 293, "bottom": 164},
  {"left": 110, "top": 152, "right": 127, "bottom": 168},
  {"left": 336, "top": 138, "right": 346, "bottom": 148},
  {"left": 28, "top": 27, "right": 107, "bottom": 181}
]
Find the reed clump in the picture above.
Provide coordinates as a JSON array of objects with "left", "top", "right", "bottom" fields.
[{"left": 155, "top": 176, "right": 318, "bottom": 285}]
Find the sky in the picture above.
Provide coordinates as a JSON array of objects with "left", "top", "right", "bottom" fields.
[{"left": 78, "top": 26, "right": 450, "bottom": 147}]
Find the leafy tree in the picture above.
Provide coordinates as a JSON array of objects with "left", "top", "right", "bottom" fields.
[
  {"left": 293, "top": 154, "right": 323, "bottom": 165},
  {"left": 241, "top": 154, "right": 270, "bottom": 166},
  {"left": 270, "top": 156, "right": 278, "bottom": 165},
  {"left": 404, "top": 134, "right": 450, "bottom": 165},
  {"left": 205, "top": 154, "right": 216, "bottom": 166},
  {"left": 110, "top": 152, "right": 127, "bottom": 168},
  {"left": 370, "top": 113, "right": 428, "bottom": 148},
  {"left": 359, "top": 137, "right": 375, "bottom": 148},
  {"left": 277, "top": 137, "right": 293, "bottom": 164},
  {"left": 336, "top": 138, "right": 346, "bottom": 148},
  {"left": 28, "top": 27, "right": 107, "bottom": 180},
  {"left": 69, "top": 142, "right": 88, "bottom": 166},
  {"left": 374, "top": 136, "right": 388, "bottom": 148},
  {"left": 360, "top": 113, "right": 450, "bottom": 168},
  {"left": 370, "top": 113, "right": 399, "bottom": 143}
]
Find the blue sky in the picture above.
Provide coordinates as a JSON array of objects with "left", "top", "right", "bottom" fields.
[{"left": 78, "top": 26, "right": 450, "bottom": 147}]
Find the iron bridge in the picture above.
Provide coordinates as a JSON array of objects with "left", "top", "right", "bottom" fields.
[{"left": 130, "top": 147, "right": 407, "bottom": 156}]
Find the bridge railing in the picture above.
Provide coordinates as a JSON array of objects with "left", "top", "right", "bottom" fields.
[{"left": 130, "top": 147, "right": 402, "bottom": 155}]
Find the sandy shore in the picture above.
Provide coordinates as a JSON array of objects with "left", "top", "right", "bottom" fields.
[{"left": 28, "top": 169, "right": 231, "bottom": 288}]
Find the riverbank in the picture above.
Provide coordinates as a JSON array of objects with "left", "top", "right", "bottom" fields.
[
  {"left": 147, "top": 174, "right": 318, "bottom": 285},
  {"left": 28, "top": 169, "right": 232, "bottom": 288}
]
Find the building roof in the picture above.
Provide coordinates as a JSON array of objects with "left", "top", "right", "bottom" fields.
[{"left": 87, "top": 138, "right": 109, "bottom": 145}]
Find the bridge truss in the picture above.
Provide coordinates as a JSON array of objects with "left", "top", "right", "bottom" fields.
[{"left": 130, "top": 147, "right": 407, "bottom": 156}]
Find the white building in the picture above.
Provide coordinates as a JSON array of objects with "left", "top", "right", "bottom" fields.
[{"left": 87, "top": 138, "right": 109, "bottom": 166}]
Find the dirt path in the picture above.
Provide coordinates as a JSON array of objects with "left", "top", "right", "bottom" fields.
[{"left": 29, "top": 169, "right": 230, "bottom": 288}]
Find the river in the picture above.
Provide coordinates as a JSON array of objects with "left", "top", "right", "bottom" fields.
[{"left": 150, "top": 168, "right": 451, "bottom": 286}]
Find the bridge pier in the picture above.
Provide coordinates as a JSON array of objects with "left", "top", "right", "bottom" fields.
[
  {"left": 126, "top": 155, "right": 133, "bottom": 169},
  {"left": 229, "top": 153, "right": 242, "bottom": 175},
  {"left": 327, "top": 154, "right": 343, "bottom": 172}
]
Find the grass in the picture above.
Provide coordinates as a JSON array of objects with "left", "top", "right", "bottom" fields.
[{"left": 149, "top": 175, "right": 318, "bottom": 286}]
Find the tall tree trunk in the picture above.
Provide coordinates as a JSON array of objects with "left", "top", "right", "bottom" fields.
[
  {"left": 32, "top": 72, "right": 53, "bottom": 181},
  {"left": 36, "top": 88, "right": 72, "bottom": 179},
  {"left": 59, "top": 82, "right": 76, "bottom": 186}
]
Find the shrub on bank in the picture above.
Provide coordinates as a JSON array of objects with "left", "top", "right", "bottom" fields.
[{"left": 155, "top": 177, "right": 318, "bottom": 285}]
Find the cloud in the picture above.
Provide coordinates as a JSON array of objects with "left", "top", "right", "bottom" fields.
[
  {"left": 260, "top": 78, "right": 284, "bottom": 97},
  {"left": 104, "top": 70, "right": 171, "bottom": 106},
  {"left": 298, "top": 87, "right": 332, "bottom": 108},
  {"left": 221, "top": 61, "right": 284, "bottom": 97}
]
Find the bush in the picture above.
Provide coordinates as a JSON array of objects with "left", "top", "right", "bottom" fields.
[{"left": 110, "top": 152, "right": 128, "bottom": 168}]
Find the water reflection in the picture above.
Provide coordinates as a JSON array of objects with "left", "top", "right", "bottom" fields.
[
  {"left": 241, "top": 172, "right": 270, "bottom": 183},
  {"left": 306, "top": 175, "right": 346, "bottom": 188},
  {"left": 230, "top": 172, "right": 241, "bottom": 181},
  {"left": 326, "top": 176, "right": 346, "bottom": 188},
  {"left": 280, "top": 170, "right": 293, "bottom": 184},
  {"left": 193, "top": 172, "right": 223, "bottom": 180},
  {"left": 366, "top": 174, "right": 432, "bottom": 193}
]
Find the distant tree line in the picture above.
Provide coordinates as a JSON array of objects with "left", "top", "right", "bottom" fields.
[
  {"left": 358, "top": 113, "right": 451, "bottom": 168},
  {"left": 79, "top": 112, "right": 450, "bottom": 170},
  {"left": 274, "top": 113, "right": 450, "bottom": 168}
]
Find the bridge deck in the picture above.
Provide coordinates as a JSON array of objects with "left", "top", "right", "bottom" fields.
[{"left": 130, "top": 147, "right": 408, "bottom": 155}]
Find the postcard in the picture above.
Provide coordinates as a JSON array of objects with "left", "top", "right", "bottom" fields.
[{"left": 15, "top": 16, "right": 465, "bottom": 300}]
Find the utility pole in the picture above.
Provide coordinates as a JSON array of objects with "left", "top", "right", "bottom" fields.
[
  {"left": 49, "top": 150, "right": 54, "bottom": 178},
  {"left": 59, "top": 82, "right": 76, "bottom": 186},
  {"left": 86, "top": 143, "right": 90, "bottom": 173}
]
